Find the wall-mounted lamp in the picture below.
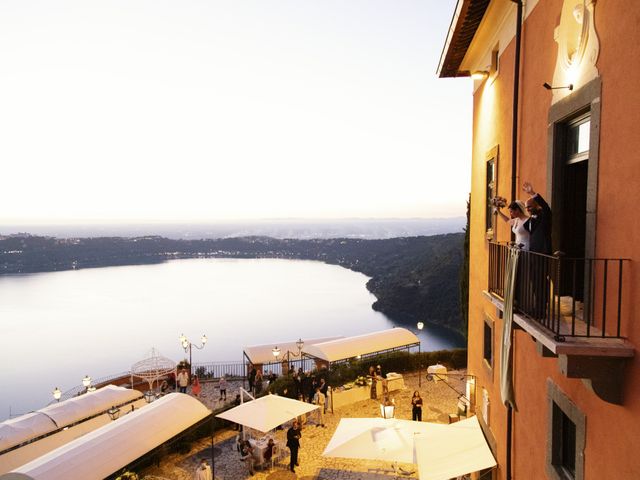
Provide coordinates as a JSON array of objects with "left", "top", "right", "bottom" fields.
[
  {"left": 543, "top": 82, "right": 573, "bottom": 91},
  {"left": 471, "top": 70, "right": 489, "bottom": 80}
]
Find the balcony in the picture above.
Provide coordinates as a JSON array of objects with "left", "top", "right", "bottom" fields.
[{"left": 486, "top": 242, "right": 634, "bottom": 404}]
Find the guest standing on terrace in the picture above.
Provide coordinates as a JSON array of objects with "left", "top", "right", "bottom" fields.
[
  {"left": 287, "top": 420, "right": 302, "bottom": 473},
  {"left": 248, "top": 365, "right": 256, "bottom": 393},
  {"left": 177, "top": 368, "right": 189, "bottom": 394},
  {"left": 523, "top": 181, "right": 552, "bottom": 255},
  {"left": 411, "top": 391, "right": 423, "bottom": 421},
  {"left": 218, "top": 376, "right": 227, "bottom": 401},
  {"left": 369, "top": 366, "right": 377, "bottom": 399},
  {"left": 191, "top": 375, "right": 201, "bottom": 397}
]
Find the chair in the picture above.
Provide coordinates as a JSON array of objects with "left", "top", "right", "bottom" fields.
[{"left": 270, "top": 444, "right": 279, "bottom": 470}]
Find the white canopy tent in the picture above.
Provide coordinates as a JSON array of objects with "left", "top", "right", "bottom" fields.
[
  {"left": 322, "top": 417, "right": 446, "bottom": 464},
  {"left": 0, "top": 385, "right": 142, "bottom": 453},
  {"left": 303, "top": 328, "right": 420, "bottom": 364},
  {"left": 415, "top": 416, "right": 496, "bottom": 480},
  {"left": 323, "top": 416, "right": 495, "bottom": 479},
  {"left": 6, "top": 393, "right": 211, "bottom": 480},
  {"left": 215, "top": 394, "right": 318, "bottom": 433},
  {"left": 243, "top": 337, "right": 342, "bottom": 366}
]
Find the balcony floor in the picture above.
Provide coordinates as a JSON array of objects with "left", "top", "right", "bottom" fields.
[{"left": 482, "top": 290, "right": 635, "bottom": 358}]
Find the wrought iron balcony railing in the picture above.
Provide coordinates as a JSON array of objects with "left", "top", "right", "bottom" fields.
[{"left": 488, "top": 242, "right": 629, "bottom": 341}]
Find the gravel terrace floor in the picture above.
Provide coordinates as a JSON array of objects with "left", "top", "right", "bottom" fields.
[{"left": 141, "top": 370, "right": 467, "bottom": 480}]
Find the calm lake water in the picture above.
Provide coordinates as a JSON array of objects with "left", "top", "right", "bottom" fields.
[{"left": 0, "top": 258, "right": 463, "bottom": 420}]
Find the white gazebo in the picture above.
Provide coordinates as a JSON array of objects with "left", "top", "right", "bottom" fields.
[{"left": 130, "top": 348, "right": 177, "bottom": 392}]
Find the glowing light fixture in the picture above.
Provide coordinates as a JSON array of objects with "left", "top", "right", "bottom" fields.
[
  {"left": 107, "top": 405, "right": 121, "bottom": 421},
  {"left": 272, "top": 346, "right": 281, "bottom": 359},
  {"left": 52, "top": 387, "right": 62, "bottom": 402},
  {"left": 471, "top": 70, "right": 489, "bottom": 80},
  {"left": 82, "top": 375, "right": 92, "bottom": 388}
]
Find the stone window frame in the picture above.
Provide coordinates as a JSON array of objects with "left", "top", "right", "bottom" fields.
[{"left": 547, "top": 379, "right": 586, "bottom": 480}]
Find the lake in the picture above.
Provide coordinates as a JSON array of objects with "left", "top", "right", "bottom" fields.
[{"left": 0, "top": 258, "right": 463, "bottom": 420}]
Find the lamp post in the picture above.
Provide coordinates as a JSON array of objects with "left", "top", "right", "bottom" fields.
[
  {"left": 296, "top": 338, "right": 304, "bottom": 371},
  {"left": 180, "top": 333, "right": 207, "bottom": 377},
  {"left": 272, "top": 344, "right": 303, "bottom": 375},
  {"left": 416, "top": 322, "right": 424, "bottom": 387},
  {"left": 52, "top": 387, "right": 62, "bottom": 402}
]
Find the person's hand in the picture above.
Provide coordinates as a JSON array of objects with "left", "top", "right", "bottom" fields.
[{"left": 522, "top": 182, "right": 535, "bottom": 196}]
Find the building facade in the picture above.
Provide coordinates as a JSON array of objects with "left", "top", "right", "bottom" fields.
[{"left": 439, "top": 1, "right": 639, "bottom": 478}]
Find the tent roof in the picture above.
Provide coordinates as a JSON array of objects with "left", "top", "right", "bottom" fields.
[
  {"left": 38, "top": 385, "right": 142, "bottom": 429},
  {"left": 243, "top": 337, "right": 342, "bottom": 365},
  {"left": 0, "top": 414, "right": 57, "bottom": 454},
  {"left": 322, "top": 417, "right": 445, "bottom": 464},
  {"left": 0, "top": 385, "right": 142, "bottom": 453},
  {"left": 303, "top": 328, "right": 419, "bottom": 362},
  {"left": 415, "top": 416, "right": 496, "bottom": 480},
  {"left": 11, "top": 393, "right": 210, "bottom": 480},
  {"left": 216, "top": 394, "right": 318, "bottom": 433}
]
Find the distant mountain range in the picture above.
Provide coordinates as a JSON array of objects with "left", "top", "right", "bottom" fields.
[
  {"left": 0, "top": 232, "right": 466, "bottom": 338},
  {"left": 0, "top": 217, "right": 465, "bottom": 240}
]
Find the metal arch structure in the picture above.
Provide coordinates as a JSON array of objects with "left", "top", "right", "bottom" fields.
[{"left": 130, "top": 348, "right": 177, "bottom": 391}]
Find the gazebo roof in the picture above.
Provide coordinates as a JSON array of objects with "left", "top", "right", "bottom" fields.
[{"left": 131, "top": 348, "right": 176, "bottom": 381}]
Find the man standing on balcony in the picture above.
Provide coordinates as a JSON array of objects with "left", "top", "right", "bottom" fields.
[{"left": 523, "top": 182, "right": 552, "bottom": 254}]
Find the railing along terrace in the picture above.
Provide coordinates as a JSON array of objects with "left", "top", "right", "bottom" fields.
[
  {"left": 192, "top": 361, "right": 246, "bottom": 380},
  {"left": 488, "top": 242, "right": 629, "bottom": 340}
]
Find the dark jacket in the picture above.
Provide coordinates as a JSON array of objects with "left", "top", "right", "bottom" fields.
[
  {"left": 524, "top": 193, "right": 552, "bottom": 254},
  {"left": 286, "top": 426, "right": 301, "bottom": 449}
]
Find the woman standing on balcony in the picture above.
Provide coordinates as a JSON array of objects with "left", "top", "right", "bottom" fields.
[{"left": 495, "top": 200, "right": 530, "bottom": 250}]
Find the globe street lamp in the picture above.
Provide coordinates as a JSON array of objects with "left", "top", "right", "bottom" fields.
[
  {"left": 52, "top": 387, "right": 62, "bottom": 402},
  {"left": 180, "top": 333, "right": 207, "bottom": 376}
]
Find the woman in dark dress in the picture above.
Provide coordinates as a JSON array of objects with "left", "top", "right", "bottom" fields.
[{"left": 411, "top": 391, "right": 423, "bottom": 421}]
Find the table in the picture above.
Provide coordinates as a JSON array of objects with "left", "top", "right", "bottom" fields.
[
  {"left": 248, "top": 437, "right": 277, "bottom": 463},
  {"left": 331, "top": 373, "right": 405, "bottom": 410},
  {"left": 427, "top": 364, "right": 447, "bottom": 381}
]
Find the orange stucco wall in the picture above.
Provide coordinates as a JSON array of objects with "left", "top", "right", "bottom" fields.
[{"left": 466, "top": 0, "right": 640, "bottom": 478}]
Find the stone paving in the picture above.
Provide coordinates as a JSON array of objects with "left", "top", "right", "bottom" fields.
[{"left": 141, "top": 370, "right": 467, "bottom": 480}]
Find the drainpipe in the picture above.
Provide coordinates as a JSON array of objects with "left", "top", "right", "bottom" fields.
[{"left": 508, "top": 2, "right": 523, "bottom": 480}]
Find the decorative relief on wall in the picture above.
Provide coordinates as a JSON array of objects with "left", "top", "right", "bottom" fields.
[{"left": 551, "top": 0, "right": 600, "bottom": 103}]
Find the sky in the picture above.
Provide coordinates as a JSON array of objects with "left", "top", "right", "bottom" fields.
[{"left": 0, "top": 0, "right": 471, "bottom": 224}]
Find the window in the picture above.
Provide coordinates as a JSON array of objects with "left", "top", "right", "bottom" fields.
[
  {"left": 485, "top": 146, "right": 499, "bottom": 239},
  {"left": 553, "top": 404, "right": 577, "bottom": 477},
  {"left": 547, "top": 380, "right": 585, "bottom": 480},
  {"left": 483, "top": 316, "right": 493, "bottom": 368}
]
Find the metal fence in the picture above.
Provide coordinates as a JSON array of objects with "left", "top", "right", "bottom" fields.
[{"left": 488, "top": 242, "right": 629, "bottom": 340}]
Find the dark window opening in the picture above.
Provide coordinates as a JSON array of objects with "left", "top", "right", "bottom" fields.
[
  {"left": 552, "top": 403, "right": 577, "bottom": 479},
  {"left": 483, "top": 319, "right": 493, "bottom": 367}
]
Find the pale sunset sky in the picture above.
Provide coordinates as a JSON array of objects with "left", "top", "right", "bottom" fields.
[{"left": 0, "top": 0, "right": 471, "bottom": 224}]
